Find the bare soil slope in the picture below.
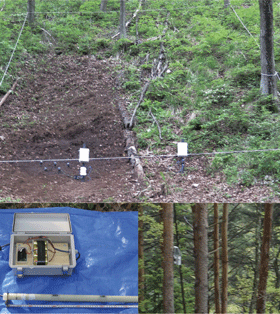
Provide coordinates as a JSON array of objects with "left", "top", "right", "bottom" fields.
[
  {"left": 0, "top": 53, "right": 137, "bottom": 202},
  {"left": 0, "top": 53, "right": 279, "bottom": 202}
]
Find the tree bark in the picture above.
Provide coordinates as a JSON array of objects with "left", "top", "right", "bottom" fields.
[
  {"left": 259, "top": 0, "right": 278, "bottom": 98},
  {"left": 138, "top": 205, "right": 145, "bottom": 306},
  {"left": 100, "top": 0, "right": 108, "bottom": 12},
  {"left": 214, "top": 204, "right": 221, "bottom": 314},
  {"left": 161, "top": 203, "right": 174, "bottom": 314},
  {"left": 249, "top": 211, "right": 262, "bottom": 313},
  {"left": 120, "top": 0, "right": 126, "bottom": 38},
  {"left": 256, "top": 203, "right": 274, "bottom": 314},
  {"left": 273, "top": 247, "right": 280, "bottom": 288},
  {"left": 224, "top": 0, "right": 230, "bottom": 8},
  {"left": 192, "top": 204, "right": 208, "bottom": 314},
  {"left": 27, "top": 0, "right": 35, "bottom": 26},
  {"left": 221, "top": 203, "right": 228, "bottom": 314},
  {"left": 174, "top": 206, "right": 186, "bottom": 314}
]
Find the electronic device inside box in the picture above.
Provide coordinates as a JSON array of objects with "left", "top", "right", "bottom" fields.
[{"left": 9, "top": 213, "right": 76, "bottom": 277}]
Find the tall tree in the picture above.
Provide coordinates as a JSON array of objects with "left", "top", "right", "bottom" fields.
[
  {"left": 221, "top": 204, "right": 228, "bottom": 314},
  {"left": 174, "top": 207, "right": 186, "bottom": 314},
  {"left": 161, "top": 203, "right": 174, "bottom": 314},
  {"left": 256, "top": 203, "right": 274, "bottom": 313},
  {"left": 192, "top": 203, "right": 208, "bottom": 314},
  {"left": 27, "top": 0, "right": 35, "bottom": 26},
  {"left": 224, "top": 0, "right": 230, "bottom": 8},
  {"left": 100, "top": 0, "right": 108, "bottom": 12},
  {"left": 214, "top": 204, "right": 221, "bottom": 314},
  {"left": 249, "top": 210, "right": 262, "bottom": 313},
  {"left": 120, "top": 0, "right": 126, "bottom": 38},
  {"left": 259, "top": 0, "right": 277, "bottom": 98}
]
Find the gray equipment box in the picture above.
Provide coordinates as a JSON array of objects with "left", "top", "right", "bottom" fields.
[{"left": 9, "top": 213, "right": 76, "bottom": 278}]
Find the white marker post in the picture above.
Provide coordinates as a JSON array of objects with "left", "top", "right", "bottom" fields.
[
  {"left": 177, "top": 141, "right": 188, "bottom": 173},
  {"left": 79, "top": 148, "right": 90, "bottom": 163},
  {"left": 79, "top": 147, "right": 90, "bottom": 177},
  {"left": 177, "top": 142, "right": 188, "bottom": 156}
]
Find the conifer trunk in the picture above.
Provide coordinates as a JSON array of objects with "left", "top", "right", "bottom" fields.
[
  {"left": 256, "top": 203, "right": 274, "bottom": 314},
  {"left": 214, "top": 204, "right": 221, "bottom": 314},
  {"left": 161, "top": 203, "right": 174, "bottom": 314},
  {"left": 192, "top": 203, "right": 208, "bottom": 314},
  {"left": 249, "top": 212, "right": 262, "bottom": 313},
  {"left": 174, "top": 207, "right": 186, "bottom": 314},
  {"left": 221, "top": 204, "right": 228, "bottom": 314}
]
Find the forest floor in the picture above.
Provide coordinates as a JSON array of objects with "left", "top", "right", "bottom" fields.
[{"left": 0, "top": 53, "right": 279, "bottom": 203}]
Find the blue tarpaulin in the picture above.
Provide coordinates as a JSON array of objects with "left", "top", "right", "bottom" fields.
[{"left": 0, "top": 207, "right": 138, "bottom": 313}]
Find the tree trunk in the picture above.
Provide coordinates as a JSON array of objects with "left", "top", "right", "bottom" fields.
[
  {"left": 192, "top": 204, "right": 208, "bottom": 314},
  {"left": 249, "top": 212, "right": 262, "bottom": 313},
  {"left": 221, "top": 203, "right": 228, "bottom": 314},
  {"left": 273, "top": 247, "right": 280, "bottom": 288},
  {"left": 120, "top": 0, "right": 126, "bottom": 38},
  {"left": 100, "top": 0, "right": 108, "bottom": 12},
  {"left": 27, "top": 0, "right": 35, "bottom": 26},
  {"left": 138, "top": 205, "right": 145, "bottom": 306},
  {"left": 214, "top": 204, "right": 221, "bottom": 314},
  {"left": 259, "top": 0, "right": 277, "bottom": 98},
  {"left": 161, "top": 203, "right": 174, "bottom": 314},
  {"left": 256, "top": 203, "right": 274, "bottom": 314},
  {"left": 224, "top": 0, "right": 230, "bottom": 8},
  {"left": 174, "top": 206, "right": 186, "bottom": 314}
]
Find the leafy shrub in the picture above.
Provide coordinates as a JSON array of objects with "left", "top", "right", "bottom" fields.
[
  {"left": 123, "top": 80, "right": 141, "bottom": 91},
  {"left": 201, "top": 84, "right": 234, "bottom": 108},
  {"left": 92, "top": 38, "right": 111, "bottom": 51},
  {"left": 227, "top": 63, "right": 260, "bottom": 87}
]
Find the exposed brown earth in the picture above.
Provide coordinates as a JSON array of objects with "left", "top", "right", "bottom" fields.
[{"left": 0, "top": 53, "right": 279, "bottom": 203}]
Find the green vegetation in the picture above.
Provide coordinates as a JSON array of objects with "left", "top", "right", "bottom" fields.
[{"left": 1, "top": 0, "right": 280, "bottom": 187}]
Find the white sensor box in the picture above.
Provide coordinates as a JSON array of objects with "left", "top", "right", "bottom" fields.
[
  {"left": 177, "top": 142, "right": 188, "bottom": 156},
  {"left": 79, "top": 148, "right": 90, "bottom": 162},
  {"left": 9, "top": 213, "right": 76, "bottom": 278}
]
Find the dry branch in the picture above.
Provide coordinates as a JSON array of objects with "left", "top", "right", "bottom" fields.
[
  {"left": 0, "top": 79, "right": 18, "bottom": 107},
  {"left": 128, "top": 14, "right": 169, "bottom": 128},
  {"left": 129, "top": 80, "right": 150, "bottom": 128},
  {"left": 149, "top": 108, "right": 162, "bottom": 140},
  {"left": 41, "top": 27, "right": 56, "bottom": 43},
  {"left": 112, "top": 0, "right": 142, "bottom": 39}
]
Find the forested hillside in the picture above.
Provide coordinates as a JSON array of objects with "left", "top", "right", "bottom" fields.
[
  {"left": 139, "top": 204, "right": 280, "bottom": 313},
  {"left": 1, "top": 0, "right": 280, "bottom": 200}
]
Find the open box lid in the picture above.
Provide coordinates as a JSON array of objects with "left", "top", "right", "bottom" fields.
[{"left": 12, "top": 213, "right": 72, "bottom": 234}]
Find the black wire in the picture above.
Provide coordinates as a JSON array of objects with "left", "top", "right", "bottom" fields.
[
  {"left": 76, "top": 251, "right": 80, "bottom": 261},
  {"left": 53, "top": 247, "right": 70, "bottom": 253},
  {"left": 0, "top": 243, "right": 10, "bottom": 251}
]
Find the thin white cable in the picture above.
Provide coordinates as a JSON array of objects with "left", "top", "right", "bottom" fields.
[
  {"left": 0, "top": 13, "right": 28, "bottom": 87},
  {"left": 230, "top": 6, "right": 260, "bottom": 49},
  {"left": 0, "top": 148, "right": 279, "bottom": 164},
  {"left": 6, "top": 4, "right": 240, "bottom": 17},
  {"left": 261, "top": 71, "right": 280, "bottom": 80}
]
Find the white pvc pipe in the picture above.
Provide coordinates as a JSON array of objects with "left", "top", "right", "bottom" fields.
[
  {"left": 7, "top": 304, "right": 138, "bottom": 309},
  {"left": 3, "top": 293, "right": 138, "bottom": 303}
]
